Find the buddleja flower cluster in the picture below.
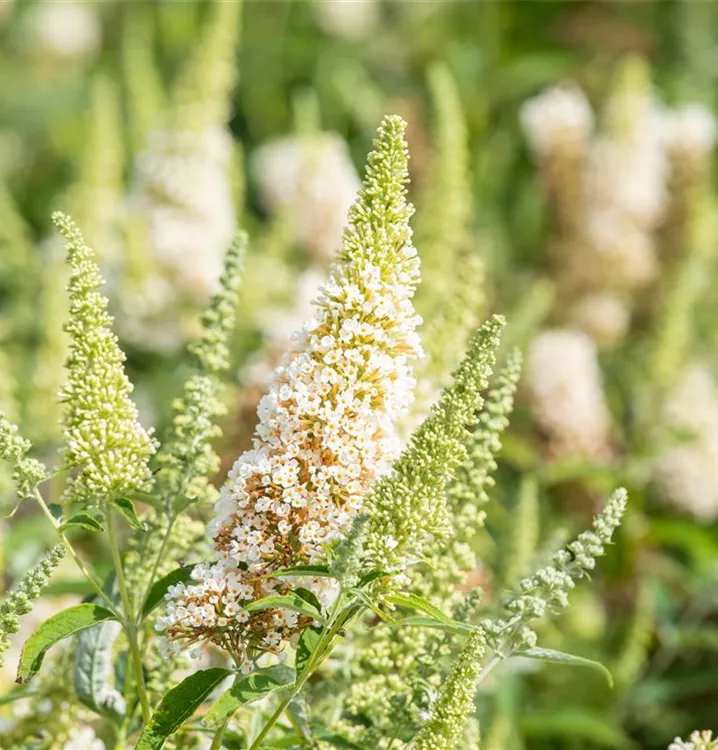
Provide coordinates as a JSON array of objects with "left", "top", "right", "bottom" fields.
[
  {"left": 670, "top": 732, "right": 718, "bottom": 750},
  {"left": 54, "top": 212, "right": 156, "bottom": 505},
  {"left": 411, "top": 628, "right": 486, "bottom": 750},
  {"left": 159, "top": 116, "right": 423, "bottom": 669}
]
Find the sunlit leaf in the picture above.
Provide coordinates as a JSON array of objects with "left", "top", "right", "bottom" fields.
[
  {"left": 142, "top": 565, "right": 196, "bottom": 617},
  {"left": 518, "top": 647, "right": 614, "bottom": 688},
  {"left": 135, "top": 668, "right": 232, "bottom": 750},
  {"left": 203, "top": 666, "right": 295, "bottom": 730},
  {"left": 17, "top": 604, "right": 116, "bottom": 683}
]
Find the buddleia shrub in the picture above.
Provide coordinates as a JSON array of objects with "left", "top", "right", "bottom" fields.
[{"left": 0, "top": 113, "right": 629, "bottom": 750}]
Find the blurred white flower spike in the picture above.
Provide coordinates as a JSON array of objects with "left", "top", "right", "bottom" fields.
[{"left": 253, "top": 132, "right": 360, "bottom": 264}]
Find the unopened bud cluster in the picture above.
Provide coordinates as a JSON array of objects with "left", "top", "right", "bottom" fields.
[
  {"left": 0, "top": 545, "right": 65, "bottom": 667},
  {"left": 482, "top": 488, "right": 627, "bottom": 653},
  {"left": 0, "top": 414, "right": 46, "bottom": 500}
]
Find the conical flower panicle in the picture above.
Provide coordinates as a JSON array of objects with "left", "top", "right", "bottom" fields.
[
  {"left": 341, "top": 350, "right": 520, "bottom": 742},
  {"left": 123, "top": 0, "right": 241, "bottom": 350},
  {"left": 160, "top": 116, "right": 422, "bottom": 670},
  {"left": 54, "top": 212, "right": 156, "bottom": 505},
  {"left": 364, "top": 315, "right": 505, "bottom": 572}
]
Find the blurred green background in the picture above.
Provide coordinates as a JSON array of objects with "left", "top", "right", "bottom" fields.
[{"left": 2, "top": 1, "right": 718, "bottom": 748}]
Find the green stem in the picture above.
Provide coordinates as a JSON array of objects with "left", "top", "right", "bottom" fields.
[
  {"left": 248, "top": 597, "right": 357, "bottom": 750},
  {"left": 31, "top": 488, "right": 120, "bottom": 618},
  {"left": 137, "top": 513, "right": 177, "bottom": 625},
  {"left": 136, "top": 435, "right": 201, "bottom": 624},
  {"left": 475, "top": 651, "right": 504, "bottom": 689},
  {"left": 116, "top": 623, "right": 139, "bottom": 748},
  {"left": 210, "top": 718, "right": 230, "bottom": 750},
  {"left": 106, "top": 507, "right": 152, "bottom": 725}
]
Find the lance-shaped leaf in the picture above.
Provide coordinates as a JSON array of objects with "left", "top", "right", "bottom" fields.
[
  {"left": 60, "top": 513, "right": 104, "bottom": 533},
  {"left": 244, "top": 593, "right": 323, "bottom": 621},
  {"left": 17, "top": 604, "right": 116, "bottom": 682},
  {"left": 142, "top": 564, "right": 197, "bottom": 618},
  {"left": 135, "top": 668, "right": 232, "bottom": 750},
  {"left": 295, "top": 626, "right": 322, "bottom": 680},
  {"left": 203, "top": 665, "right": 295, "bottom": 729},
  {"left": 518, "top": 647, "right": 614, "bottom": 688},
  {"left": 386, "top": 592, "right": 457, "bottom": 630},
  {"left": 113, "top": 497, "right": 144, "bottom": 529},
  {"left": 397, "top": 615, "right": 473, "bottom": 637}
]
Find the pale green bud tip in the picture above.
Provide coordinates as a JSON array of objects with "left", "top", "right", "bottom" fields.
[
  {"left": 329, "top": 513, "right": 369, "bottom": 586},
  {"left": 365, "top": 315, "right": 505, "bottom": 571},
  {"left": 190, "top": 231, "right": 246, "bottom": 374},
  {"left": 343, "top": 114, "right": 415, "bottom": 272},
  {"left": 412, "top": 628, "right": 486, "bottom": 750},
  {"left": 52, "top": 210, "right": 93, "bottom": 264}
]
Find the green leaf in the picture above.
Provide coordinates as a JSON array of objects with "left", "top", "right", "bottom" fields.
[
  {"left": 60, "top": 513, "right": 104, "bottom": 533},
  {"left": 220, "top": 730, "right": 246, "bottom": 749},
  {"left": 113, "top": 497, "right": 144, "bottom": 529},
  {"left": 142, "top": 565, "right": 196, "bottom": 617},
  {"left": 294, "top": 587, "right": 323, "bottom": 615},
  {"left": 288, "top": 694, "right": 312, "bottom": 742},
  {"left": 245, "top": 594, "right": 323, "bottom": 621},
  {"left": 17, "top": 604, "right": 117, "bottom": 683},
  {"left": 135, "top": 668, "right": 232, "bottom": 750},
  {"left": 397, "top": 615, "right": 473, "bottom": 636},
  {"left": 0, "top": 687, "right": 34, "bottom": 706},
  {"left": 386, "top": 592, "right": 456, "bottom": 630},
  {"left": 203, "top": 666, "right": 295, "bottom": 730},
  {"left": 262, "top": 565, "right": 334, "bottom": 579},
  {"left": 352, "top": 588, "right": 395, "bottom": 623},
  {"left": 3, "top": 497, "right": 24, "bottom": 519},
  {"left": 357, "top": 570, "right": 390, "bottom": 587},
  {"left": 518, "top": 648, "right": 614, "bottom": 688},
  {"left": 74, "top": 617, "right": 125, "bottom": 720},
  {"left": 295, "top": 626, "right": 322, "bottom": 679}
]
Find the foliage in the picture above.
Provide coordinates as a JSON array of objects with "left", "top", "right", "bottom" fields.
[{"left": 0, "top": 1, "right": 716, "bottom": 748}]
